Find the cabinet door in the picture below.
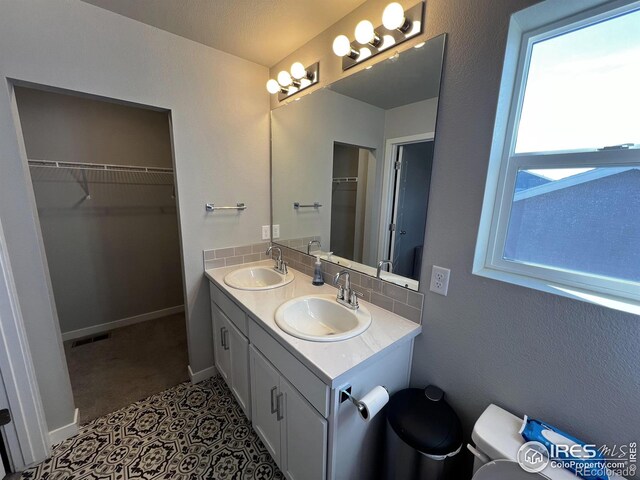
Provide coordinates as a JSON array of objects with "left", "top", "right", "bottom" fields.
[
  {"left": 280, "top": 378, "right": 327, "bottom": 480},
  {"left": 227, "top": 318, "right": 251, "bottom": 420},
  {"left": 249, "top": 346, "right": 282, "bottom": 468},
  {"left": 211, "top": 303, "right": 231, "bottom": 385}
]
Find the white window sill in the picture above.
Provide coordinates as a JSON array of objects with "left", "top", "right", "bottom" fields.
[{"left": 473, "top": 267, "right": 640, "bottom": 317}]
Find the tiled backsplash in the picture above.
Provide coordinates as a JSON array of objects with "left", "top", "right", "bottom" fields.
[
  {"left": 274, "top": 236, "right": 322, "bottom": 251},
  {"left": 203, "top": 242, "right": 270, "bottom": 269},
  {"left": 203, "top": 242, "right": 424, "bottom": 324}
]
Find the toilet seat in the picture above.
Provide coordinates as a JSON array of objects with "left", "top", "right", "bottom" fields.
[{"left": 473, "top": 460, "right": 549, "bottom": 479}]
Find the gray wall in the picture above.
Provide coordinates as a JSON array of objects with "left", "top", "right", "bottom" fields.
[
  {"left": 270, "top": 0, "right": 640, "bottom": 476},
  {"left": 413, "top": 0, "right": 640, "bottom": 476},
  {"left": 0, "top": 0, "right": 269, "bottom": 434},
  {"left": 16, "top": 87, "right": 183, "bottom": 335}
]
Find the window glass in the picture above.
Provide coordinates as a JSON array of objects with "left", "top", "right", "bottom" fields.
[
  {"left": 515, "top": 9, "right": 640, "bottom": 153},
  {"left": 504, "top": 167, "right": 640, "bottom": 282}
]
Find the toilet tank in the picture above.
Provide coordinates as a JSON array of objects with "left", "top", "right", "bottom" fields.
[
  {"left": 469, "top": 404, "right": 584, "bottom": 480},
  {"left": 471, "top": 404, "right": 525, "bottom": 469}
]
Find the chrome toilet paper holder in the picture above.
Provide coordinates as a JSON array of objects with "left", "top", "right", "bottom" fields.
[{"left": 339, "top": 384, "right": 388, "bottom": 418}]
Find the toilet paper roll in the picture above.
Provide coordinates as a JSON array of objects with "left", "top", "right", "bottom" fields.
[{"left": 358, "top": 386, "right": 389, "bottom": 422}]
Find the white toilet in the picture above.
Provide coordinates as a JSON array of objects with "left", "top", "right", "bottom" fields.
[{"left": 469, "top": 404, "right": 586, "bottom": 479}]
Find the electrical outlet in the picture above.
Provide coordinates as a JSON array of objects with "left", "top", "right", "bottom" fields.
[
  {"left": 429, "top": 266, "right": 450, "bottom": 296},
  {"left": 272, "top": 224, "right": 280, "bottom": 239},
  {"left": 261, "top": 225, "right": 270, "bottom": 240}
]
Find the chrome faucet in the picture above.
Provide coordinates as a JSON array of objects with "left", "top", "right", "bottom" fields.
[
  {"left": 266, "top": 245, "right": 288, "bottom": 275},
  {"left": 333, "top": 270, "right": 362, "bottom": 310},
  {"left": 376, "top": 260, "right": 393, "bottom": 279},
  {"left": 307, "top": 239, "right": 322, "bottom": 255}
]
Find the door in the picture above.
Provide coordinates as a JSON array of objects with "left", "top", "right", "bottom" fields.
[
  {"left": 388, "top": 141, "right": 434, "bottom": 280},
  {"left": 211, "top": 304, "right": 231, "bottom": 384},
  {"left": 227, "top": 319, "right": 251, "bottom": 420},
  {"left": 280, "top": 378, "right": 327, "bottom": 480},
  {"left": 249, "top": 346, "right": 282, "bottom": 467}
]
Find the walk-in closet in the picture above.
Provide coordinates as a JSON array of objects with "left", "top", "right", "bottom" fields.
[{"left": 15, "top": 86, "right": 187, "bottom": 424}]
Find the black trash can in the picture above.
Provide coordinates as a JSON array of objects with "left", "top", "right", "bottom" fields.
[{"left": 385, "top": 385, "right": 462, "bottom": 479}]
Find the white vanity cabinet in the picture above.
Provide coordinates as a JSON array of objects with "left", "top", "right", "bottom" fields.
[
  {"left": 250, "top": 345, "right": 328, "bottom": 480},
  {"left": 210, "top": 284, "right": 251, "bottom": 420},
  {"left": 206, "top": 273, "right": 419, "bottom": 480}
]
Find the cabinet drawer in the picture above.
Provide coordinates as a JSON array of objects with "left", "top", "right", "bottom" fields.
[
  {"left": 249, "top": 321, "right": 329, "bottom": 418},
  {"left": 210, "top": 282, "right": 248, "bottom": 335}
]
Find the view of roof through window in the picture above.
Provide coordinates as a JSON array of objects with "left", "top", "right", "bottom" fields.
[{"left": 515, "top": 7, "right": 640, "bottom": 153}]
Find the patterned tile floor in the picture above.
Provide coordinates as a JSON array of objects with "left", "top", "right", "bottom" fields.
[{"left": 22, "top": 376, "right": 284, "bottom": 480}]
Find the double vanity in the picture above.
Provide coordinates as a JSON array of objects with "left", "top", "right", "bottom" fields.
[
  {"left": 204, "top": 27, "right": 447, "bottom": 480},
  {"left": 205, "top": 260, "right": 421, "bottom": 480}
]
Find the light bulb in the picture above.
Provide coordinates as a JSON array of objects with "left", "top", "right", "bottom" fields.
[
  {"left": 290, "top": 62, "right": 307, "bottom": 80},
  {"left": 277, "top": 70, "right": 292, "bottom": 87},
  {"left": 380, "top": 35, "right": 396, "bottom": 50},
  {"left": 299, "top": 78, "right": 311, "bottom": 89},
  {"left": 382, "top": 2, "right": 406, "bottom": 30},
  {"left": 333, "top": 35, "right": 352, "bottom": 57},
  {"left": 355, "top": 20, "right": 375, "bottom": 45},
  {"left": 359, "top": 47, "right": 372, "bottom": 61},
  {"left": 266, "top": 79, "right": 281, "bottom": 94},
  {"left": 407, "top": 20, "right": 421, "bottom": 36}
]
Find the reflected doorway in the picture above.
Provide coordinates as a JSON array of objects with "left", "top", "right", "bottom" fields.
[
  {"left": 386, "top": 140, "right": 434, "bottom": 281},
  {"left": 330, "top": 143, "right": 374, "bottom": 263}
]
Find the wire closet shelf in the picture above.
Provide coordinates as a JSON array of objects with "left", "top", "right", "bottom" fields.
[{"left": 27, "top": 159, "right": 175, "bottom": 186}]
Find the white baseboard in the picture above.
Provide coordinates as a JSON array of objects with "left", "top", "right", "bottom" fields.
[
  {"left": 61, "top": 305, "right": 184, "bottom": 342},
  {"left": 188, "top": 364, "right": 217, "bottom": 384},
  {"left": 49, "top": 408, "right": 79, "bottom": 446}
]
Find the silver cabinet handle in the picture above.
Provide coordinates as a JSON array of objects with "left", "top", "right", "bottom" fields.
[
  {"left": 276, "top": 392, "right": 284, "bottom": 421},
  {"left": 223, "top": 329, "right": 230, "bottom": 351},
  {"left": 270, "top": 386, "right": 278, "bottom": 414}
]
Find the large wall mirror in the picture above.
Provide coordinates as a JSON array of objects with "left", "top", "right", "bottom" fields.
[{"left": 271, "top": 34, "right": 446, "bottom": 291}]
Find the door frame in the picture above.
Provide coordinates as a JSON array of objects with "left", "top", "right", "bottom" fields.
[
  {"left": 0, "top": 217, "right": 50, "bottom": 471},
  {"left": 377, "top": 133, "right": 435, "bottom": 266}
]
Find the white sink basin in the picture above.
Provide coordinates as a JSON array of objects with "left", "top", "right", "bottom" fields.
[
  {"left": 274, "top": 294, "right": 372, "bottom": 342},
  {"left": 224, "top": 266, "right": 294, "bottom": 290}
]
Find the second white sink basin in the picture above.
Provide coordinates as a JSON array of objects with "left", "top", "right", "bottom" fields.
[
  {"left": 224, "top": 266, "right": 294, "bottom": 290},
  {"left": 275, "top": 294, "right": 372, "bottom": 342}
]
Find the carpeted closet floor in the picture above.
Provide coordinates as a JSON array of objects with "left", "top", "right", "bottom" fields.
[{"left": 63, "top": 313, "right": 189, "bottom": 424}]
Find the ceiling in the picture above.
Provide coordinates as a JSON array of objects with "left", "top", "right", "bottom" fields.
[
  {"left": 329, "top": 34, "right": 446, "bottom": 110},
  {"left": 81, "top": 0, "right": 368, "bottom": 67}
]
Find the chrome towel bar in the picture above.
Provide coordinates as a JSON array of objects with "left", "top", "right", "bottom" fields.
[
  {"left": 294, "top": 202, "right": 322, "bottom": 209},
  {"left": 205, "top": 203, "right": 247, "bottom": 212}
]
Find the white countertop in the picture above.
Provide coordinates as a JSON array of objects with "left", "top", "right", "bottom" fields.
[{"left": 205, "top": 260, "right": 422, "bottom": 387}]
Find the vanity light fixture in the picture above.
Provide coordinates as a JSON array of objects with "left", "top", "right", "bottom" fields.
[
  {"left": 266, "top": 61, "right": 320, "bottom": 101},
  {"left": 333, "top": 1, "right": 424, "bottom": 70}
]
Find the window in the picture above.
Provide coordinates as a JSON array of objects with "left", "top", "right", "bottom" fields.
[{"left": 474, "top": 1, "right": 640, "bottom": 313}]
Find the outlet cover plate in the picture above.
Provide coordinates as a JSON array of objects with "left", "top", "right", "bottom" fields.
[
  {"left": 272, "top": 224, "right": 280, "bottom": 239},
  {"left": 430, "top": 266, "right": 450, "bottom": 296}
]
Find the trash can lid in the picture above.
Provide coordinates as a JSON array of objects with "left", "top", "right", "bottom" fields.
[{"left": 387, "top": 387, "right": 462, "bottom": 456}]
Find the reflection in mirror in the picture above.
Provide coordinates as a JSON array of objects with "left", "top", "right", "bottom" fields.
[{"left": 271, "top": 34, "right": 446, "bottom": 291}]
